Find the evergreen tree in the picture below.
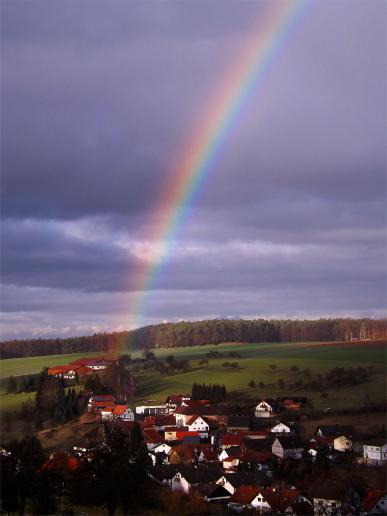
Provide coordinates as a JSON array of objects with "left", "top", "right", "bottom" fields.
[{"left": 6, "top": 375, "right": 17, "bottom": 394}]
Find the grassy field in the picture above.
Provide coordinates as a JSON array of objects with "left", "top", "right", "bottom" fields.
[
  {"left": 0, "top": 351, "right": 102, "bottom": 380},
  {"left": 0, "top": 341, "right": 385, "bottom": 414}
]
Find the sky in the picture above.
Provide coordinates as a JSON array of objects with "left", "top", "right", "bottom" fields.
[{"left": 1, "top": 0, "right": 386, "bottom": 340}]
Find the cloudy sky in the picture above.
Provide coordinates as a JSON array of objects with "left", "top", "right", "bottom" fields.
[{"left": 1, "top": 0, "right": 386, "bottom": 339}]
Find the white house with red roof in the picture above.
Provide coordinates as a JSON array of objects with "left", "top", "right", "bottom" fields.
[{"left": 186, "top": 415, "right": 210, "bottom": 437}]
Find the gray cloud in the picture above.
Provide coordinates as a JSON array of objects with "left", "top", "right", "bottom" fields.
[{"left": 1, "top": 0, "right": 386, "bottom": 338}]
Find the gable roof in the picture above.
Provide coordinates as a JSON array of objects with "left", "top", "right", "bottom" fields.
[
  {"left": 220, "top": 434, "right": 245, "bottom": 447},
  {"left": 224, "top": 471, "right": 270, "bottom": 488},
  {"left": 186, "top": 414, "right": 207, "bottom": 426},
  {"left": 363, "top": 489, "right": 387, "bottom": 512},
  {"left": 258, "top": 486, "right": 303, "bottom": 512},
  {"left": 228, "top": 416, "right": 251, "bottom": 428},
  {"left": 230, "top": 485, "right": 260, "bottom": 505},
  {"left": 175, "top": 465, "right": 223, "bottom": 484},
  {"left": 274, "top": 436, "right": 304, "bottom": 449},
  {"left": 242, "top": 438, "right": 272, "bottom": 452},
  {"left": 112, "top": 405, "right": 129, "bottom": 416},
  {"left": 143, "top": 428, "right": 162, "bottom": 444}
]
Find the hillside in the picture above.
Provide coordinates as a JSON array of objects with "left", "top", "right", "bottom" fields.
[{"left": 1, "top": 318, "right": 386, "bottom": 359}]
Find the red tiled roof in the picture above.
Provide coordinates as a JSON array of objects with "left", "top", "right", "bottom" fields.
[
  {"left": 221, "top": 434, "right": 245, "bottom": 446},
  {"left": 258, "top": 486, "right": 303, "bottom": 511},
  {"left": 363, "top": 489, "right": 386, "bottom": 512},
  {"left": 92, "top": 401, "right": 116, "bottom": 409},
  {"left": 176, "top": 431, "right": 200, "bottom": 440},
  {"left": 112, "top": 405, "right": 128, "bottom": 416},
  {"left": 41, "top": 452, "right": 80, "bottom": 473},
  {"left": 90, "top": 395, "right": 116, "bottom": 401},
  {"left": 230, "top": 485, "right": 260, "bottom": 505},
  {"left": 143, "top": 428, "right": 162, "bottom": 443},
  {"left": 186, "top": 414, "right": 203, "bottom": 426},
  {"left": 75, "top": 366, "right": 94, "bottom": 376},
  {"left": 48, "top": 365, "right": 74, "bottom": 373}
]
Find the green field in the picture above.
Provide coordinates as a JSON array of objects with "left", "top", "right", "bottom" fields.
[
  {"left": 0, "top": 341, "right": 385, "bottom": 413},
  {"left": 0, "top": 351, "right": 102, "bottom": 380},
  {"left": 132, "top": 341, "right": 386, "bottom": 410}
]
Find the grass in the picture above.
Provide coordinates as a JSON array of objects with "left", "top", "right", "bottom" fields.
[
  {"left": 0, "top": 340, "right": 385, "bottom": 414},
  {"left": 131, "top": 356, "right": 385, "bottom": 411},
  {"left": 0, "top": 351, "right": 102, "bottom": 380}
]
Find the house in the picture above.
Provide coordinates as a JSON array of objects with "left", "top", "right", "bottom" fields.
[
  {"left": 239, "top": 449, "right": 272, "bottom": 472},
  {"left": 151, "top": 442, "right": 172, "bottom": 455},
  {"left": 164, "top": 426, "right": 178, "bottom": 441},
  {"left": 254, "top": 400, "right": 279, "bottom": 418},
  {"left": 165, "top": 394, "right": 191, "bottom": 413},
  {"left": 250, "top": 486, "right": 312, "bottom": 514},
  {"left": 196, "top": 445, "right": 219, "bottom": 464},
  {"left": 149, "top": 450, "right": 169, "bottom": 466},
  {"left": 363, "top": 439, "right": 387, "bottom": 465},
  {"left": 240, "top": 438, "right": 271, "bottom": 456},
  {"left": 186, "top": 415, "right": 210, "bottom": 436},
  {"left": 220, "top": 433, "right": 245, "bottom": 449},
  {"left": 147, "top": 415, "right": 176, "bottom": 430},
  {"left": 170, "top": 465, "right": 222, "bottom": 492},
  {"left": 277, "top": 397, "right": 308, "bottom": 411},
  {"left": 227, "top": 416, "right": 251, "bottom": 432},
  {"left": 228, "top": 485, "right": 260, "bottom": 512},
  {"left": 142, "top": 428, "right": 163, "bottom": 447},
  {"left": 270, "top": 422, "right": 293, "bottom": 435},
  {"left": 47, "top": 364, "right": 92, "bottom": 380},
  {"left": 362, "top": 489, "right": 387, "bottom": 514},
  {"left": 333, "top": 435, "right": 352, "bottom": 452},
  {"left": 272, "top": 437, "right": 304, "bottom": 460},
  {"left": 135, "top": 404, "right": 167, "bottom": 416},
  {"left": 88, "top": 394, "right": 116, "bottom": 409},
  {"left": 315, "top": 424, "right": 353, "bottom": 439},
  {"left": 168, "top": 444, "right": 196, "bottom": 465},
  {"left": 311, "top": 481, "right": 361, "bottom": 515},
  {"left": 181, "top": 435, "right": 201, "bottom": 446},
  {"left": 218, "top": 446, "right": 240, "bottom": 461},
  {"left": 174, "top": 403, "right": 238, "bottom": 427},
  {"left": 222, "top": 455, "right": 240, "bottom": 471},
  {"left": 216, "top": 471, "right": 271, "bottom": 498},
  {"left": 195, "top": 482, "right": 232, "bottom": 503},
  {"left": 120, "top": 407, "right": 134, "bottom": 422}
]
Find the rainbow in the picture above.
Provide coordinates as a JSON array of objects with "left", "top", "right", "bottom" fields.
[{"left": 123, "top": 0, "right": 308, "bottom": 339}]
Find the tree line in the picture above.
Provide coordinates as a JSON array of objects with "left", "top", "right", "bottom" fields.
[
  {"left": 1, "top": 318, "right": 386, "bottom": 358},
  {"left": 191, "top": 382, "right": 227, "bottom": 402}
]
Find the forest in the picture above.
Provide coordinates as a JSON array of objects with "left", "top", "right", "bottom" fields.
[{"left": 1, "top": 318, "right": 386, "bottom": 359}]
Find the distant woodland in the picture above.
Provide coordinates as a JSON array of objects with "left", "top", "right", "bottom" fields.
[{"left": 1, "top": 318, "right": 386, "bottom": 359}]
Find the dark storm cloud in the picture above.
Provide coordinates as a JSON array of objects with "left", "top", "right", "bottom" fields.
[{"left": 1, "top": 0, "right": 386, "bottom": 338}]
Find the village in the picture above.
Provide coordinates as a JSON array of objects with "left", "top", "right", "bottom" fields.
[{"left": 29, "top": 355, "right": 387, "bottom": 515}]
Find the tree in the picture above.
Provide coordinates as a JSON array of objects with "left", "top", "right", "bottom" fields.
[
  {"left": 258, "top": 381, "right": 265, "bottom": 388},
  {"left": 269, "top": 364, "right": 277, "bottom": 371},
  {"left": 278, "top": 378, "right": 285, "bottom": 389},
  {"left": 142, "top": 350, "right": 155, "bottom": 361},
  {"left": 166, "top": 355, "right": 175, "bottom": 367},
  {"left": 69, "top": 424, "right": 152, "bottom": 515},
  {"left": 2, "top": 435, "right": 46, "bottom": 514},
  {"left": 6, "top": 375, "right": 17, "bottom": 394},
  {"left": 102, "top": 363, "right": 136, "bottom": 402},
  {"left": 248, "top": 380, "right": 256, "bottom": 388},
  {"left": 290, "top": 365, "right": 299, "bottom": 373},
  {"left": 118, "top": 354, "right": 132, "bottom": 366}
]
